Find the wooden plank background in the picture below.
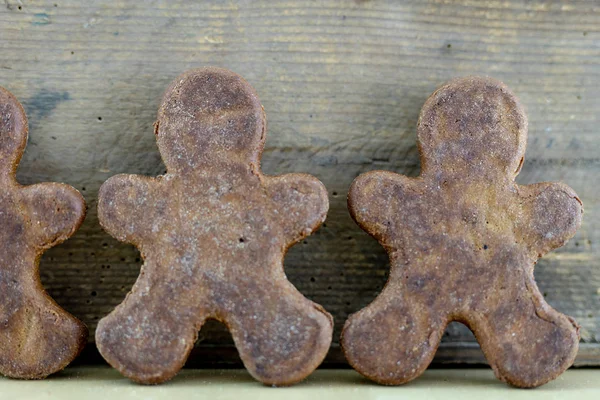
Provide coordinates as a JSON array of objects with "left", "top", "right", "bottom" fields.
[{"left": 0, "top": 0, "right": 598, "bottom": 367}]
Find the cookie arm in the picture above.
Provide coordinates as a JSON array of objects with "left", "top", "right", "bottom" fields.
[
  {"left": 97, "top": 174, "right": 158, "bottom": 244},
  {"left": 18, "top": 183, "right": 85, "bottom": 249},
  {"left": 348, "top": 170, "right": 411, "bottom": 245},
  {"left": 264, "top": 173, "right": 329, "bottom": 244},
  {"left": 518, "top": 182, "right": 583, "bottom": 256}
]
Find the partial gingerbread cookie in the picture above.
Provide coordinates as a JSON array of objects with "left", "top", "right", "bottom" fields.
[
  {"left": 96, "top": 67, "right": 333, "bottom": 385},
  {"left": 342, "top": 76, "right": 583, "bottom": 388},
  {"left": 0, "top": 87, "right": 87, "bottom": 379}
]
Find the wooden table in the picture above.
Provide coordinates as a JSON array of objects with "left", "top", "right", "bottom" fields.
[
  {"left": 1, "top": 368, "right": 599, "bottom": 399},
  {"left": 0, "top": 0, "right": 598, "bottom": 366}
]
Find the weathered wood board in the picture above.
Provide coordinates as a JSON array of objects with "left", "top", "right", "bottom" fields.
[{"left": 0, "top": 0, "right": 598, "bottom": 366}]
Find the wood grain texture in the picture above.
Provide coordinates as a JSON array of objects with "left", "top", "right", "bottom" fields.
[{"left": 0, "top": 0, "right": 598, "bottom": 366}]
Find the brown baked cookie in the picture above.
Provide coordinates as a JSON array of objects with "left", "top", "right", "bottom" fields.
[
  {"left": 0, "top": 87, "right": 87, "bottom": 379},
  {"left": 342, "top": 76, "right": 583, "bottom": 388},
  {"left": 96, "top": 67, "right": 332, "bottom": 385}
]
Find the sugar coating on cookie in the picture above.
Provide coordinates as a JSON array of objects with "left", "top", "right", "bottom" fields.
[
  {"left": 96, "top": 67, "right": 332, "bottom": 385},
  {"left": 0, "top": 87, "right": 87, "bottom": 379},
  {"left": 342, "top": 76, "right": 583, "bottom": 388}
]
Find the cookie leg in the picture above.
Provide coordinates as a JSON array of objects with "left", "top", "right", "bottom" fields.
[
  {"left": 341, "top": 286, "right": 447, "bottom": 385},
  {"left": 0, "top": 283, "right": 87, "bottom": 379},
  {"left": 471, "top": 282, "right": 579, "bottom": 388},
  {"left": 95, "top": 264, "right": 205, "bottom": 384},
  {"left": 226, "top": 280, "right": 333, "bottom": 386}
]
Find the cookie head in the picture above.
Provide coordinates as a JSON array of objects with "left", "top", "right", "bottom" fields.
[
  {"left": 0, "top": 87, "right": 27, "bottom": 176},
  {"left": 155, "top": 67, "right": 266, "bottom": 173},
  {"left": 417, "top": 76, "right": 527, "bottom": 179}
]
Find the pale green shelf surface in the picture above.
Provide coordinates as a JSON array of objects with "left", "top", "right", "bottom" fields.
[{"left": 0, "top": 368, "right": 599, "bottom": 400}]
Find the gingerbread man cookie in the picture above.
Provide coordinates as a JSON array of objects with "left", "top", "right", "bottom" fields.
[
  {"left": 342, "top": 77, "right": 583, "bottom": 388},
  {"left": 96, "top": 68, "right": 333, "bottom": 385},
  {"left": 0, "top": 87, "right": 87, "bottom": 379}
]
